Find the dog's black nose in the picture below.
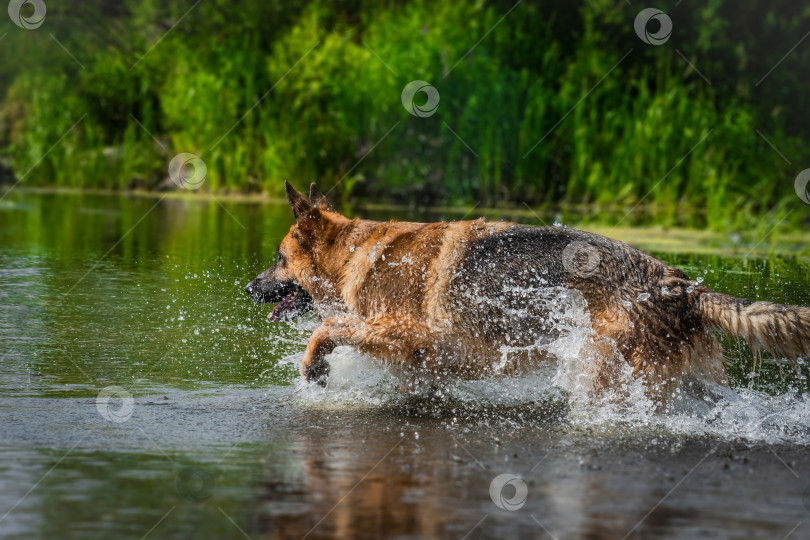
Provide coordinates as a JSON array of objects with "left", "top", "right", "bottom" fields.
[
  {"left": 245, "top": 278, "right": 260, "bottom": 298},
  {"left": 245, "top": 277, "right": 267, "bottom": 303}
]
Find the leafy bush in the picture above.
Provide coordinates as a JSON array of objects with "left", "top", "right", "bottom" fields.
[{"left": 1, "top": 0, "right": 808, "bottom": 229}]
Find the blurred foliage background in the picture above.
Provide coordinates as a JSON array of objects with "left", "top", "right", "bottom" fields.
[{"left": 0, "top": 0, "right": 809, "bottom": 230}]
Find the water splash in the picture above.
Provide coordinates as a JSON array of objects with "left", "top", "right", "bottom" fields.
[{"left": 282, "top": 311, "right": 810, "bottom": 446}]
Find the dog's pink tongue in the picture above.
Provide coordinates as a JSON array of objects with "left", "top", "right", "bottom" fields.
[{"left": 268, "top": 292, "right": 293, "bottom": 322}]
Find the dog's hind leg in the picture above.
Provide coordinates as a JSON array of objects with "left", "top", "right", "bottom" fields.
[{"left": 301, "top": 317, "right": 444, "bottom": 385}]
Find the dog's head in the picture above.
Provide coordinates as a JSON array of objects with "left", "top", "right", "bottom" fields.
[{"left": 245, "top": 181, "right": 345, "bottom": 321}]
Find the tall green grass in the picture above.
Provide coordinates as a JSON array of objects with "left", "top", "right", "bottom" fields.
[{"left": 0, "top": 0, "right": 807, "bottom": 231}]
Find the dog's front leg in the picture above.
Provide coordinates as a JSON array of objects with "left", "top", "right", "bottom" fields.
[
  {"left": 301, "top": 318, "right": 359, "bottom": 385},
  {"left": 301, "top": 317, "right": 442, "bottom": 385}
]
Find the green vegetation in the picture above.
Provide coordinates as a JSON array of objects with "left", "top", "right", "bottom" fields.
[{"left": 1, "top": 0, "right": 809, "bottom": 230}]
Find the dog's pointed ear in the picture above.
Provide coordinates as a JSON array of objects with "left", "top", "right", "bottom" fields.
[
  {"left": 285, "top": 180, "right": 321, "bottom": 239},
  {"left": 285, "top": 180, "right": 316, "bottom": 220},
  {"left": 309, "top": 183, "right": 335, "bottom": 212}
]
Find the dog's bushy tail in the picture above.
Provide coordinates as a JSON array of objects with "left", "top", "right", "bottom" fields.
[{"left": 696, "top": 290, "right": 810, "bottom": 366}]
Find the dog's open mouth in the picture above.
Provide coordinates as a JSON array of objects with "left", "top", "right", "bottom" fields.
[
  {"left": 245, "top": 274, "right": 314, "bottom": 322},
  {"left": 268, "top": 287, "right": 313, "bottom": 322}
]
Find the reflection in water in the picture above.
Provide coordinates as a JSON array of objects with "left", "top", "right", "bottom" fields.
[
  {"left": 4, "top": 389, "right": 808, "bottom": 539},
  {"left": 1, "top": 191, "right": 809, "bottom": 539}
]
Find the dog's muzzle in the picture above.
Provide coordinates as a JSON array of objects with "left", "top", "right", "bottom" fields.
[{"left": 245, "top": 274, "right": 314, "bottom": 321}]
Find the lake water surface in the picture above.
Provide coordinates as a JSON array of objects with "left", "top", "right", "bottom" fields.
[{"left": 1, "top": 191, "right": 810, "bottom": 539}]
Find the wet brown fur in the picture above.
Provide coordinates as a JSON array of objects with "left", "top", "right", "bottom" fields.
[{"left": 256, "top": 182, "right": 810, "bottom": 401}]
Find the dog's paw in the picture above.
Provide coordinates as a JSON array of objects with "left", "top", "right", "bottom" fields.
[{"left": 303, "top": 361, "right": 330, "bottom": 387}]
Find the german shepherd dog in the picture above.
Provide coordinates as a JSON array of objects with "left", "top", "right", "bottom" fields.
[{"left": 246, "top": 182, "right": 810, "bottom": 402}]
